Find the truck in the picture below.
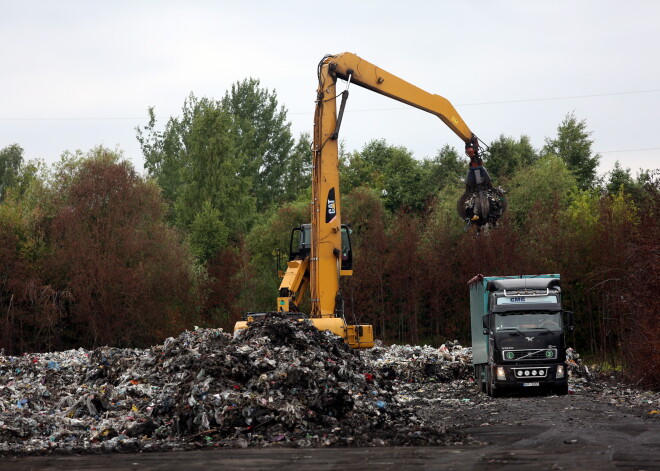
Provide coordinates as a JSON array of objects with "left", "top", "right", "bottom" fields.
[
  {"left": 469, "top": 274, "right": 574, "bottom": 396},
  {"left": 236, "top": 52, "right": 504, "bottom": 348}
]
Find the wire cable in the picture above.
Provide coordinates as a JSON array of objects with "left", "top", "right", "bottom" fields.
[{"left": 1, "top": 88, "right": 659, "bottom": 121}]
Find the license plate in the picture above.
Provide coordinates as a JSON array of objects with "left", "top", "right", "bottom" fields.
[{"left": 522, "top": 382, "right": 540, "bottom": 387}]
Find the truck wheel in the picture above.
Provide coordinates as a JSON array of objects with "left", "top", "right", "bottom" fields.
[
  {"left": 485, "top": 369, "right": 497, "bottom": 397},
  {"left": 475, "top": 365, "right": 486, "bottom": 393},
  {"left": 490, "top": 380, "right": 501, "bottom": 398},
  {"left": 554, "top": 383, "right": 569, "bottom": 396},
  {"left": 480, "top": 369, "right": 487, "bottom": 393},
  {"left": 484, "top": 368, "right": 501, "bottom": 397}
]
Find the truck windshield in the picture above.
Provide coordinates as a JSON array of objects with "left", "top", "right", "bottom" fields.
[{"left": 495, "top": 312, "right": 562, "bottom": 332}]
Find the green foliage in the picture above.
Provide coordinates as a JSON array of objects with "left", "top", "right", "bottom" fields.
[
  {"left": 138, "top": 94, "right": 256, "bottom": 247},
  {"left": 381, "top": 146, "right": 427, "bottom": 212},
  {"left": 0, "top": 144, "right": 24, "bottom": 202},
  {"left": 136, "top": 106, "right": 188, "bottom": 205},
  {"left": 5, "top": 92, "right": 658, "bottom": 386},
  {"left": 175, "top": 99, "right": 255, "bottom": 236},
  {"left": 426, "top": 182, "right": 466, "bottom": 241},
  {"left": 607, "top": 161, "right": 635, "bottom": 195},
  {"left": 245, "top": 200, "right": 310, "bottom": 311},
  {"left": 606, "top": 187, "right": 640, "bottom": 228},
  {"left": 340, "top": 149, "right": 379, "bottom": 194},
  {"left": 283, "top": 133, "right": 312, "bottom": 201},
  {"left": 543, "top": 112, "right": 600, "bottom": 190},
  {"left": 189, "top": 200, "right": 230, "bottom": 262},
  {"left": 485, "top": 134, "right": 537, "bottom": 181},
  {"left": 422, "top": 144, "right": 466, "bottom": 191},
  {"left": 342, "top": 186, "right": 389, "bottom": 236},
  {"left": 506, "top": 154, "right": 578, "bottom": 226},
  {"left": 341, "top": 139, "right": 432, "bottom": 213},
  {"left": 565, "top": 190, "right": 600, "bottom": 235},
  {"left": 604, "top": 161, "right": 656, "bottom": 208},
  {"left": 221, "top": 78, "right": 296, "bottom": 211}
]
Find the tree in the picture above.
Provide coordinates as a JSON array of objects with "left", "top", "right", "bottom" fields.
[
  {"left": 138, "top": 94, "right": 256, "bottom": 256},
  {"left": 137, "top": 105, "right": 190, "bottom": 206},
  {"left": 543, "top": 112, "right": 600, "bottom": 190},
  {"left": 46, "top": 149, "right": 200, "bottom": 348},
  {"left": 605, "top": 160, "right": 655, "bottom": 202},
  {"left": 606, "top": 161, "right": 635, "bottom": 194},
  {"left": 0, "top": 144, "right": 23, "bottom": 201},
  {"left": 189, "top": 200, "right": 230, "bottom": 262},
  {"left": 0, "top": 148, "right": 201, "bottom": 352},
  {"left": 339, "top": 149, "right": 379, "bottom": 195},
  {"left": 282, "top": 133, "right": 312, "bottom": 201},
  {"left": 422, "top": 144, "right": 466, "bottom": 192},
  {"left": 506, "top": 155, "right": 578, "bottom": 227},
  {"left": 342, "top": 188, "right": 390, "bottom": 336},
  {"left": 342, "top": 140, "right": 430, "bottom": 213},
  {"left": 484, "top": 134, "right": 537, "bottom": 181},
  {"left": 221, "top": 78, "right": 295, "bottom": 211},
  {"left": 173, "top": 98, "right": 256, "bottom": 237},
  {"left": 381, "top": 146, "right": 426, "bottom": 212}
]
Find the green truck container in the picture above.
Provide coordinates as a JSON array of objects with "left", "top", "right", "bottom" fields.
[{"left": 469, "top": 274, "right": 574, "bottom": 397}]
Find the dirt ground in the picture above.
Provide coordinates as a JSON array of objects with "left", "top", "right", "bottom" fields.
[{"left": 4, "top": 379, "right": 658, "bottom": 471}]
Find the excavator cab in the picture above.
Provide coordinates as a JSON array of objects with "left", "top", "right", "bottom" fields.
[
  {"left": 340, "top": 225, "right": 353, "bottom": 271},
  {"left": 289, "top": 224, "right": 353, "bottom": 271},
  {"left": 289, "top": 224, "right": 311, "bottom": 261}
]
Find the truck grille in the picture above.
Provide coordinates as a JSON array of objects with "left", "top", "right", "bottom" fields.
[{"left": 501, "top": 348, "right": 557, "bottom": 361}]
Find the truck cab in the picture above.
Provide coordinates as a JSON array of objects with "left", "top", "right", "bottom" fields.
[{"left": 470, "top": 275, "right": 573, "bottom": 396}]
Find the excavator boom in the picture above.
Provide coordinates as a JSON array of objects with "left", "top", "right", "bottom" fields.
[
  {"left": 326, "top": 52, "right": 476, "bottom": 143},
  {"left": 235, "top": 52, "right": 499, "bottom": 349}
]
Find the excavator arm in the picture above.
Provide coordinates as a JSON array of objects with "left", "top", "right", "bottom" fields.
[
  {"left": 325, "top": 52, "right": 477, "bottom": 145},
  {"left": 310, "top": 52, "right": 484, "bottom": 320},
  {"left": 236, "top": 52, "right": 497, "bottom": 349}
]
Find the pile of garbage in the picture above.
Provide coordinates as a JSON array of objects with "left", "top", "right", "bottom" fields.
[
  {"left": 364, "top": 341, "right": 472, "bottom": 383},
  {"left": 3, "top": 316, "right": 656, "bottom": 456},
  {"left": 0, "top": 314, "right": 466, "bottom": 455}
]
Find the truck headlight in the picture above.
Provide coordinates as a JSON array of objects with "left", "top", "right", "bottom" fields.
[
  {"left": 496, "top": 367, "right": 506, "bottom": 380},
  {"left": 556, "top": 365, "right": 565, "bottom": 379}
]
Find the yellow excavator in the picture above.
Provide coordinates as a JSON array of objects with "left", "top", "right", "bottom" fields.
[{"left": 235, "top": 52, "right": 493, "bottom": 348}]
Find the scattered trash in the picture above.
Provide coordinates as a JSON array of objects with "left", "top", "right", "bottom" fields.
[
  {"left": 0, "top": 314, "right": 465, "bottom": 454},
  {"left": 566, "top": 348, "right": 591, "bottom": 380},
  {"left": 0, "top": 318, "right": 657, "bottom": 456}
]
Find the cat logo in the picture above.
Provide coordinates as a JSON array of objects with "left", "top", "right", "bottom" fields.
[
  {"left": 327, "top": 199, "right": 336, "bottom": 215},
  {"left": 325, "top": 188, "right": 337, "bottom": 223}
]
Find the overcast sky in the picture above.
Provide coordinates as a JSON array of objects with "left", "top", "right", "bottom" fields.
[{"left": 2, "top": 0, "right": 659, "bottom": 177}]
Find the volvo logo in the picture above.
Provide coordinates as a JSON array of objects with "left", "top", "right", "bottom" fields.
[{"left": 525, "top": 336, "right": 535, "bottom": 342}]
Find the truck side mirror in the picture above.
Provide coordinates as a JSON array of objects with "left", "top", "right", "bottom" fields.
[
  {"left": 482, "top": 317, "right": 488, "bottom": 329},
  {"left": 564, "top": 310, "right": 574, "bottom": 331}
]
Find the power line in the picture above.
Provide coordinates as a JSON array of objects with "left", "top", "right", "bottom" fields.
[
  {"left": 597, "top": 147, "right": 660, "bottom": 154},
  {"left": 288, "top": 88, "right": 660, "bottom": 114},
  {"left": 1, "top": 88, "right": 659, "bottom": 121},
  {"left": 458, "top": 88, "right": 660, "bottom": 106},
  {"left": 0, "top": 117, "right": 151, "bottom": 121}
]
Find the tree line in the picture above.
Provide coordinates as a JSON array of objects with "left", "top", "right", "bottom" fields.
[{"left": 0, "top": 79, "right": 657, "bottom": 389}]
